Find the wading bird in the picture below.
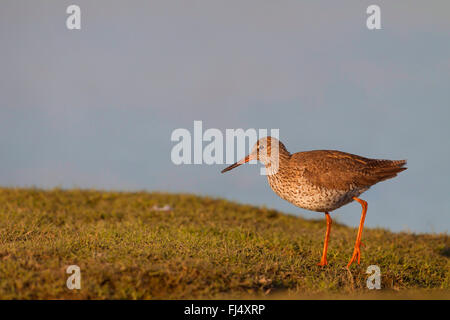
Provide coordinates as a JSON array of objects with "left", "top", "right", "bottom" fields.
[{"left": 221, "top": 137, "right": 406, "bottom": 268}]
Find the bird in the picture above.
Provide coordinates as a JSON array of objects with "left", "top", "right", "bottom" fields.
[{"left": 221, "top": 136, "right": 407, "bottom": 268}]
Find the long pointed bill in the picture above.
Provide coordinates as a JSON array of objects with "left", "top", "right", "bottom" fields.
[{"left": 221, "top": 155, "right": 253, "bottom": 173}]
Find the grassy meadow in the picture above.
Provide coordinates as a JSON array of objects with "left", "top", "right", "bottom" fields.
[{"left": 0, "top": 188, "right": 448, "bottom": 299}]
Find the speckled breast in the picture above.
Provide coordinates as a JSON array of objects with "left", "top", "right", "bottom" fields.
[{"left": 266, "top": 174, "right": 365, "bottom": 212}]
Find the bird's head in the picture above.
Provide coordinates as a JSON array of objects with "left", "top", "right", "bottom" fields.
[{"left": 221, "top": 136, "right": 289, "bottom": 174}]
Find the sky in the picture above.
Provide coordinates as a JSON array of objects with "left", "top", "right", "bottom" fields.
[{"left": 1, "top": 1, "right": 449, "bottom": 233}]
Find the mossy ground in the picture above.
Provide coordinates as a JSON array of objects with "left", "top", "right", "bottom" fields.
[{"left": 0, "top": 188, "right": 448, "bottom": 299}]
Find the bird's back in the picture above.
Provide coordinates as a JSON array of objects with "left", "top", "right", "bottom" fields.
[
  {"left": 267, "top": 149, "right": 407, "bottom": 212},
  {"left": 290, "top": 150, "right": 407, "bottom": 191}
]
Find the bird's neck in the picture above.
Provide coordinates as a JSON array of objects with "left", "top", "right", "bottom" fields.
[{"left": 264, "top": 150, "right": 291, "bottom": 176}]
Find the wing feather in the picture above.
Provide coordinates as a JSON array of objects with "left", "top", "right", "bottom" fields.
[{"left": 290, "top": 150, "right": 406, "bottom": 191}]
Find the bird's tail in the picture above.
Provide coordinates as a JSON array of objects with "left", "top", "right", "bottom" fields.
[{"left": 366, "top": 159, "right": 407, "bottom": 183}]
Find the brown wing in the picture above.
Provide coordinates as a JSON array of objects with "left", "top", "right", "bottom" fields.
[{"left": 290, "top": 150, "right": 407, "bottom": 191}]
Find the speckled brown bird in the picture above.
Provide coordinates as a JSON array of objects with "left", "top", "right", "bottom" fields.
[{"left": 221, "top": 136, "right": 407, "bottom": 268}]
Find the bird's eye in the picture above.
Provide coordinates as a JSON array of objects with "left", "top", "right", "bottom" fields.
[{"left": 259, "top": 145, "right": 265, "bottom": 150}]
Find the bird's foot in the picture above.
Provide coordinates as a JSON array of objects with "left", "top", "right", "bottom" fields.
[
  {"left": 346, "top": 244, "right": 362, "bottom": 269},
  {"left": 317, "top": 258, "right": 328, "bottom": 267}
]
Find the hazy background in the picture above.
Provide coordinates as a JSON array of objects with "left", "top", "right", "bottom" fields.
[{"left": 1, "top": 1, "right": 449, "bottom": 233}]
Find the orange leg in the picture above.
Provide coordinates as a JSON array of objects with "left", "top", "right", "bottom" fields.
[
  {"left": 347, "top": 197, "right": 368, "bottom": 268},
  {"left": 318, "top": 212, "right": 332, "bottom": 266}
]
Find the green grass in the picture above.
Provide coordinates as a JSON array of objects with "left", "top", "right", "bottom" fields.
[{"left": 0, "top": 187, "right": 448, "bottom": 299}]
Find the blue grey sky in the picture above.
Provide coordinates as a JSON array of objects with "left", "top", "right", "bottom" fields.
[{"left": 1, "top": 1, "right": 449, "bottom": 233}]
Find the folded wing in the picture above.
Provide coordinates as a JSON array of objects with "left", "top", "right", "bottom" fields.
[{"left": 291, "top": 150, "right": 407, "bottom": 191}]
